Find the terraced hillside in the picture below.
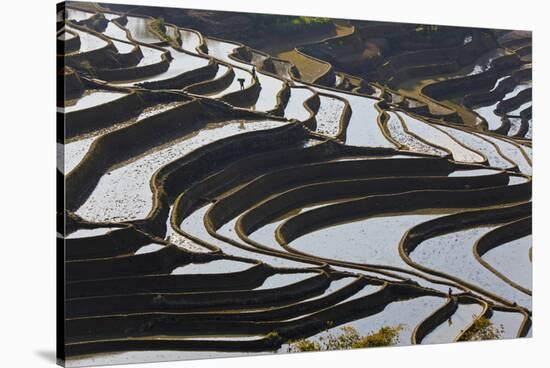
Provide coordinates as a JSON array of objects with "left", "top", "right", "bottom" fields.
[{"left": 57, "top": 2, "right": 532, "bottom": 366}]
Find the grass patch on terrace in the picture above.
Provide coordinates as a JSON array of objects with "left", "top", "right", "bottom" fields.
[
  {"left": 461, "top": 316, "right": 504, "bottom": 341},
  {"left": 149, "top": 17, "right": 171, "bottom": 42},
  {"left": 76, "top": 60, "right": 96, "bottom": 77},
  {"left": 288, "top": 325, "right": 403, "bottom": 352},
  {"left": 257, "top": 15, "right": 332, "bottom": 34}
]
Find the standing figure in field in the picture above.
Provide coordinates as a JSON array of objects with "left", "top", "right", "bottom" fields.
[{"left": 238, "top": 78, "right": 245, "bottom": 90}]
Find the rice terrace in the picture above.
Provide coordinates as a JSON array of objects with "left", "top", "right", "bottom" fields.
[{"left": 57, "top": 1, "right": 533, "bottom": 366}]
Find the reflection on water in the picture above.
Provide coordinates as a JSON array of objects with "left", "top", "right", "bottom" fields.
[
  {"left": 66, "top": 26, "right": 108, "bottom": 54},
  {"left": 58, "top": 31, "right": 75, "bottom": 41},
  {"left": 438, "top": 125, "right": 514, "bottom": 169},
  {"left": 422, "top": 303, "right": 483, "bottom": 344},
  {"left": 279, "top": 296, "right": 446, "bottom": 352},
  {"left": 402, "top": 114, "right": 484, "bottom": 163},
  {"left": 60, "top": 8, "right": 532, "bottom": 361},
  {"left": 315, "top": 95, "right": 345, "bottom": 137},
  {"left": 135, "top": 45, "right": 164, "bottom": 67},
  {"left": 180, "top": 205, "right": 314, "bottom": 269},
  {"left": 320, "top": 89, "right": 395, "bottom": 148},
  {"left": 205, "top": 38, "right": 283, "bottom": 110},
  {"left": 116, "top": 48, "right": 208, "bottom": 86},
  {"left": 386, "top": 111, "right": 446, "bottom": 156},
  {"left": 475, "top": 102, "right": 502, "bottom": 131},
  {"left": 66, "top": 227, "right": 121, "bottom": 239},
  {"left": 65, "top": 8, "right": 94, "bottom": 22},
  {"left": 179, "top": 29, "right": 202, "bottom": 53},
  {"left": 64, "top": 90, "right": 127, "bottom": 113},
  {"left": 209, "top": 68, "right": 252, "bottom": 98},
  {"left": 490, "top": 310, "right": 524, "bottom": 339},
  {"left": 483, "top": 235, "right": 532, "bottom": 290},
  {"left": 255, "top": 273, "right": 316, "bottom": 290},
  {"left": 102, "top": 21, "right": 128, "bottom": 40},
  {"left": 172, "top": 259, "right": 253, "bottom": 274},
  {"left": 411, "top": 227, "right": 532, "bottom": 309},
  {"left": 111, "top": 39, "right": 134, "bottom": 54},
  {"left": 284, "top": 88, "right": 314, "bottom": 121},
  {"left": 134, "top": 243, "right": 165, "bottom": 255},
  {"left": 65, "top": 102, "right": 185, "bottom": 174},
  {"left": 124, "top": 16, "right": 162, "bottom": 44},
  {"left": 76, "top": 120, "right": 286, "bottom": 222},
  {"left": 480, "top": 134, "right": 531, "bottom": 175},
  {"left": 448, "top": 169, "right": 500, "bottom": 177},
  {"left": 290, "top": 213, "right": 443, "bottom": 271}
]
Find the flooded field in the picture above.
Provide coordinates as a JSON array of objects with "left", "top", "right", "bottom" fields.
[
  {"left": 76, "top": 119, "right": 286, "bottom": 222},
  {"left": 64, "top": 101, "right": 185, "bottom": 174},
  {"left": 386, "top": 111, "right": 447, "bottom": 155},
  {"left": 64, "top": 90, "right": 127, "bottom": 112},
  {"left": 284, "top": 87, "right": 315, "bottom": 121},
  {"left": 59, "top": 3, "right": 532, "bottom": 366},
  {"left": 314, "top": 95, "right": 345, "bottom": 137},
  {"left": 65, "top": 26, "right": 108, "bottom": 53}
]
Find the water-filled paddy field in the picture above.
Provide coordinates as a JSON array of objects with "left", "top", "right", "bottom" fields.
[{"left": 59, "top": 3, "right": 532, "bottom": 365}]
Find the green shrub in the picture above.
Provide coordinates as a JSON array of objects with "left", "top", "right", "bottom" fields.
[
  {"left": 258, "top": 15, "right": 332, "bottom": 34},
  {"left": 461, "top": 316, "right": 504, "bottom": 341},
  {"left": 149, "top": 17, "right": 171, "bottom": 42},
  {"left": 291, "top": 339, "right": 322, "bottom": 352},
  {"left": 288, "top": 325, "right": 403, "bottom": 352}
]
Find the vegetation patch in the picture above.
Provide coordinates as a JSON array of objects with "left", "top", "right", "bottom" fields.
[
  {"left": 288, "top": 325, "right": 403, "bottom": 352},
  {"left": 461, "top": 316, "right": 504, "bottom": 341},
  {"left": 149, "top": 17, "right": 171, "bottom": 42},
  {"left": 257, "top": 15, "right": 332, "bottom": 34}
]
